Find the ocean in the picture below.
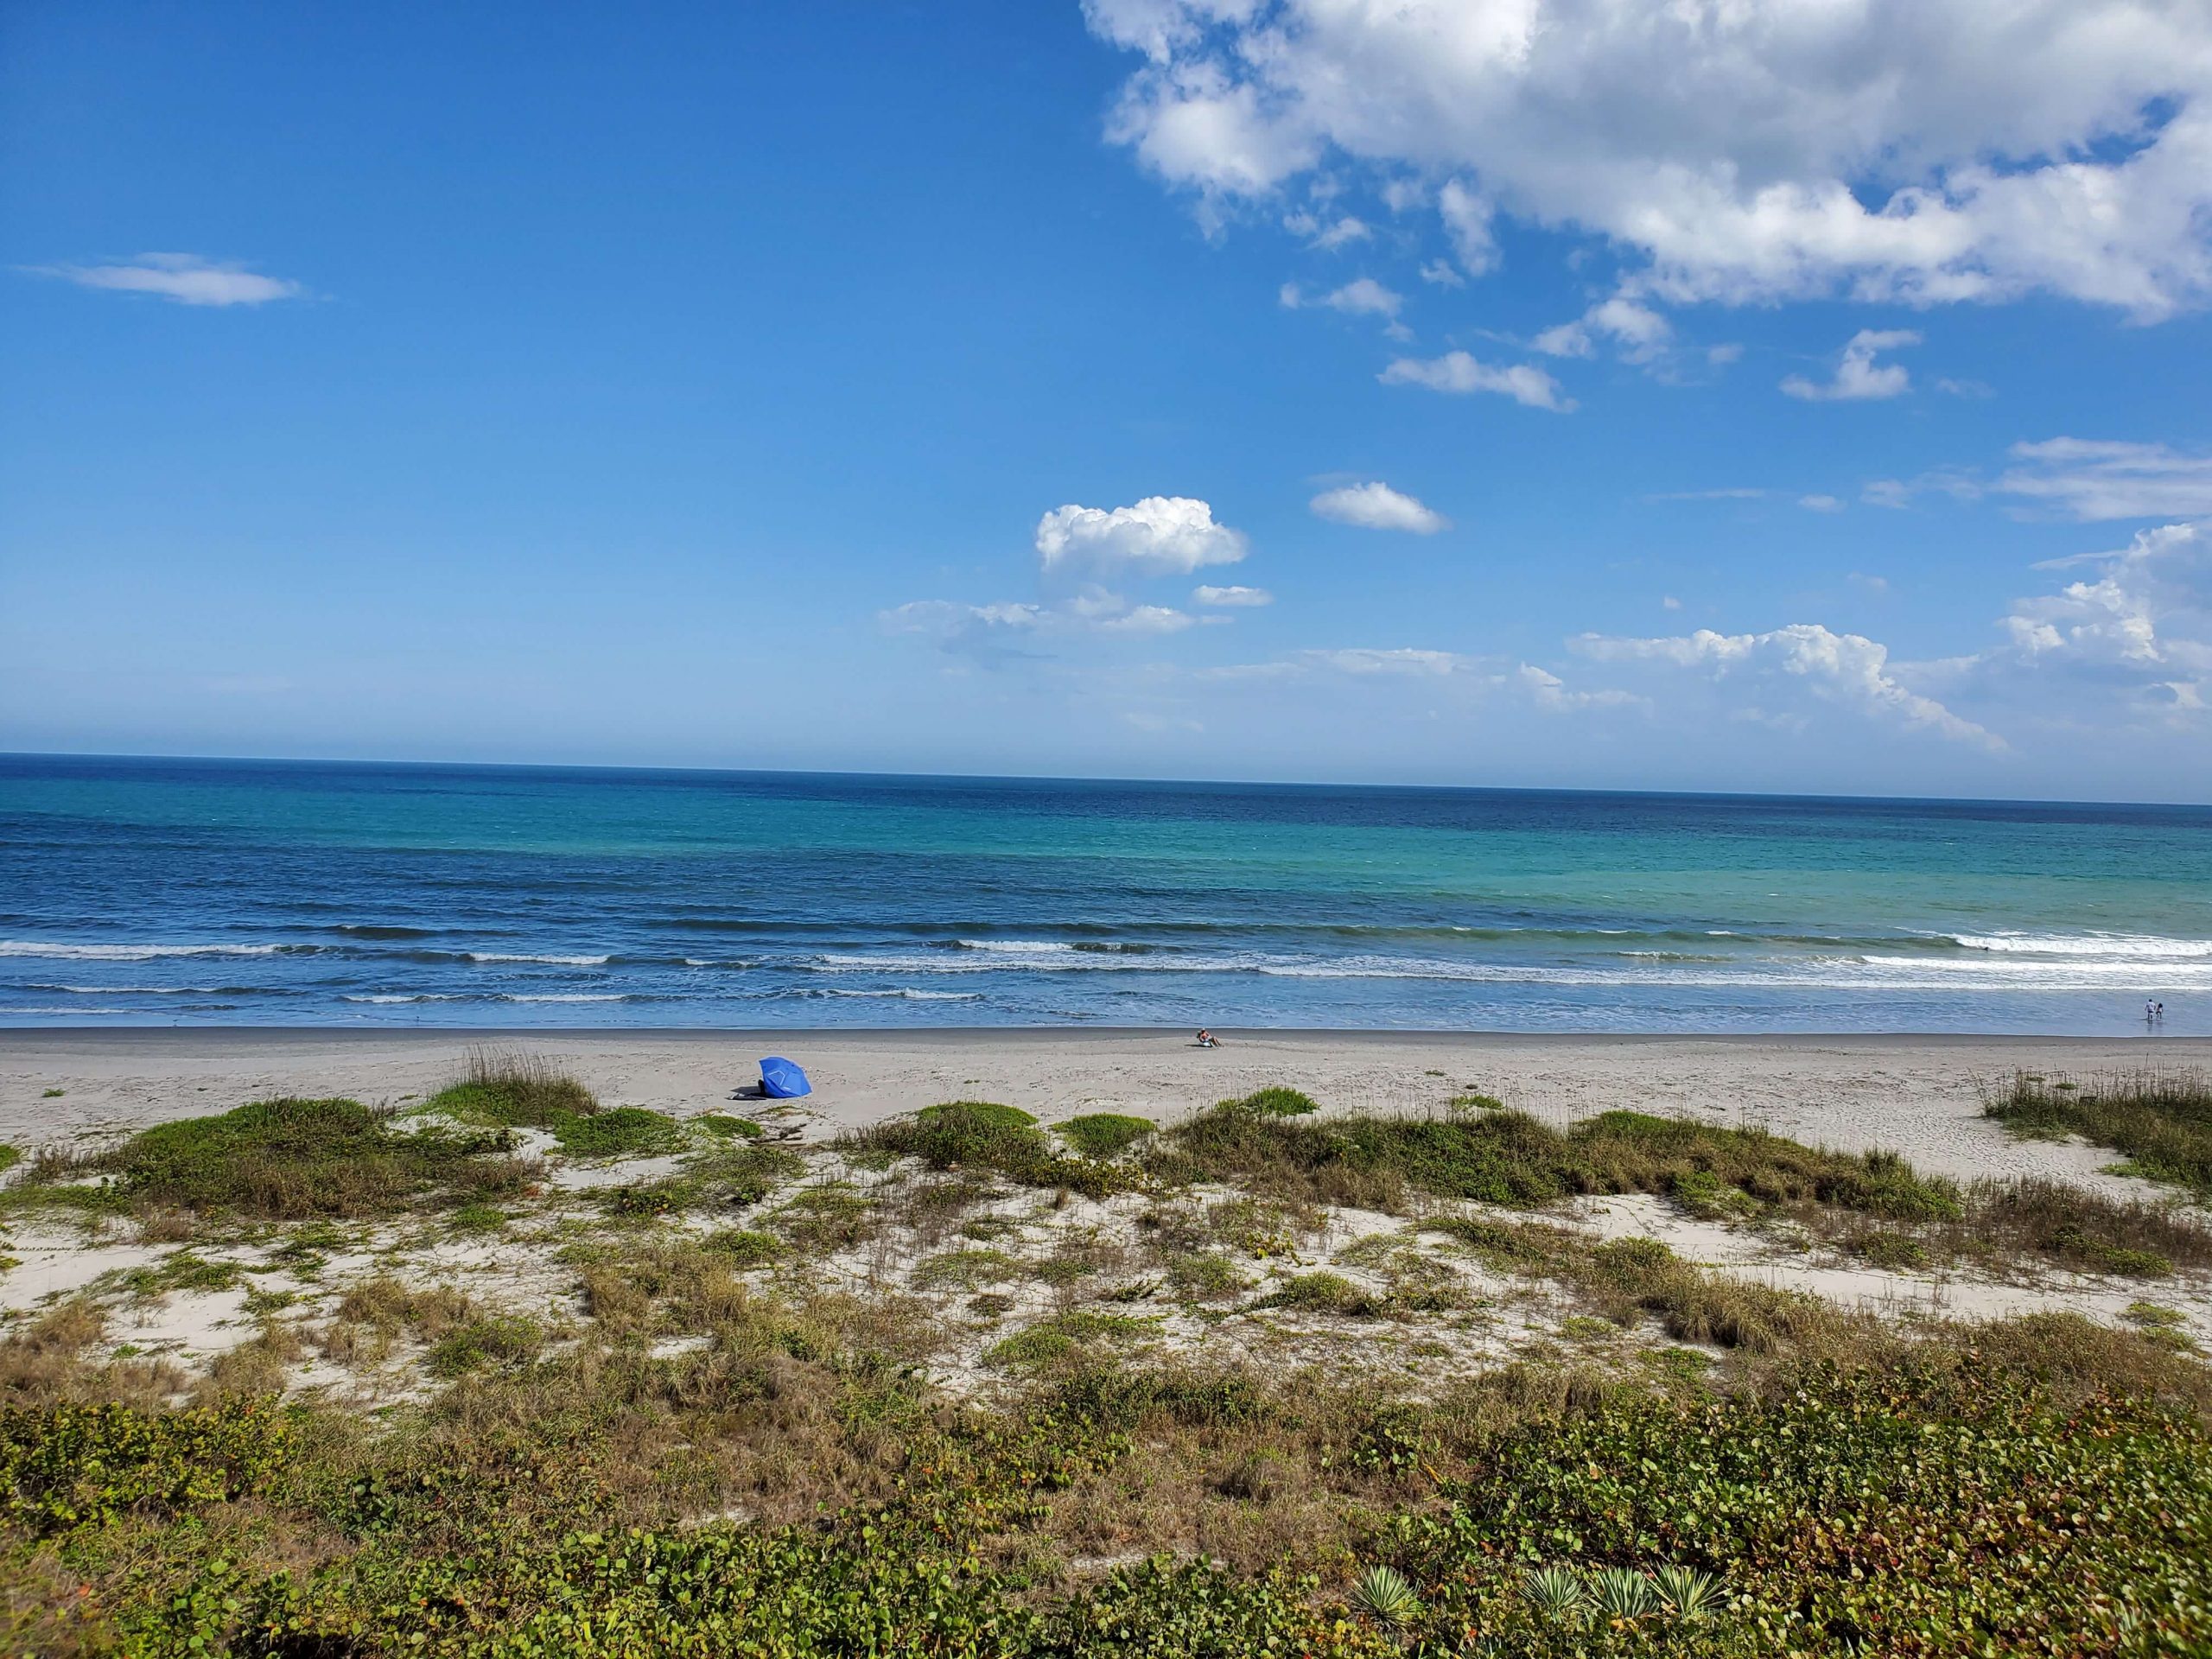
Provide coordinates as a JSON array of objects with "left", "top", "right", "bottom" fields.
[{"left": 3, "top": 753, "right": 2209, "bottom": 1034}]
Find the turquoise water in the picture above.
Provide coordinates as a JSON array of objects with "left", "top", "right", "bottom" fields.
[{"left": 3, "top": 753, "right": 2209, "bottom": 1033}]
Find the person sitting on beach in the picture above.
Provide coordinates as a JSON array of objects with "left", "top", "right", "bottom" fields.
[{"left": 1195, "top": 1028, "right": 1219, "bottom": 1047}]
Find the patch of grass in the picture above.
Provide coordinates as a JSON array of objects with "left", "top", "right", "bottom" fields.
[
  {"left": 114, "top": 1251, "right": 245, "bottom": 1298},
  {"left": 1255, "top": 1271, "right": 1379, "bottom": 1317},
  {"left": 0, "top": 1142, "right": 19, "bottom": 1173},
  {"left": 40, "top": 1090, "right": 64, "bottom": 1099},
  {"left": 448, "top": 1203, "right": 508, "bottom": 1234},
  {"left": 1057, "top": 1113, "right": 1154, "bottom": 1158},
  {"left": 551, "top": 1105, "right": 684, "bottom": 1160},
  {"left": 21, "top": 1098, "right": 533, "bottom": 1221},
  {"left": 1847, "top": 1229, "right": 1930, "bottom": 1270},
  {"left": 1166, "top": 1251, "right": 1246, "bottom": 1300},
  {"left": 1449, "top": 1092, "right": 1506, "bottom": 1111},
  {"left": 426, "top": 1314, "right": 543, "bottom": 1378},
  {"left": 1986, "top": 1069, "right": 2212, "bottom": 1197},
  {"left": 1157, "top": 1098, "right": 1963, "bottom": 1221},
  {"left": 697, "top": 1228, "right": 782, "bottom": 1267},
  {"left": 1235, "top": 1086, "right": 1319, "bottom": 1117},
  {"left": 984, "top": 1308, "right": 1156, "bottom": 1371},
  {"left": 691, "top": 1113, "right": 766, "bottom": 1141},
  {"left": 1959, "top": 1179, "right": 2209, "bottom": 1277},
  {"left": 912, "top": 1247, "right": 1021, "bottom": 1291},
  {"left": 847, "top": 1103, "right": 1126, "bottom": 1197},
  {"left": 772, "top": 1183, "right": 877, "bottom": 1251}
]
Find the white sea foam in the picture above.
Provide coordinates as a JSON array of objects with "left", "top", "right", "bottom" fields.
[
  {"left": 503, "top": 992, "right": 627, "bottom": 1002},
  {"left": 343, "top": 994, "right": 467, "bottom": 1004},
  {"left": 0, "top": 940, "right": 281, "bottom": 961},
  {"left": 467, "top": 951, "right": 613, "bottom": 966},
  {"left": 1954, "top": 931, "right": 2212, "bottom": 959},
  {"left": 820, "top": 987, "right": 985, "bottom": 1001}
]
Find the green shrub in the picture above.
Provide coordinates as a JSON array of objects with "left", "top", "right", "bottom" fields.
[
  {"left": 1057, "top": 1113, "right": 1154, "bottom": 1158},
  {"left": 691, "top": 1113, "right": 766, "bottom": 1141},
  {"left": 698, "top": 1227, "right": 781, "bottom": 1266},
  {"left": 850, "top": 1103, "right": 1126, "bottom": 1198},
  {"left": 44, "top": 1097, "right": 526, "bottom": 1219},
  {"left": 553, "top": 1105, "right": 684, "bottom": 1160},
  {"left": 0, "top": 1399, "right": 292, "bottom": 1536},
  {"left": 1235, "top": 1086, "right": 1319, "bottom": 1116}
]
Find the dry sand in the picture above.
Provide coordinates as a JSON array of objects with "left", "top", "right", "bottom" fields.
[{"left": 3, "top": 1027, "right": 2202, "bottom": 1188}]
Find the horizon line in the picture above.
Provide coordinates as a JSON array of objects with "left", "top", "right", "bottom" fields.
[{"left": 4, "top": 747, "right": 2208, "bottom": 815}]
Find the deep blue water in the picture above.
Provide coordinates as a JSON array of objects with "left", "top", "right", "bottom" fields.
[{"left": 3, "top": 753, "right": 2209, "bottom": 1033}]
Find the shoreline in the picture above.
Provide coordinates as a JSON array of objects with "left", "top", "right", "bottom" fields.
[{"left": 7, "top": 1026, "right": 2206, "bottom": 1190}]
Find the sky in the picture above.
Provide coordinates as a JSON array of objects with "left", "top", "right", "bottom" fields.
[{"left": 3, "top": 1, "right": 2211, "bottom": 802}]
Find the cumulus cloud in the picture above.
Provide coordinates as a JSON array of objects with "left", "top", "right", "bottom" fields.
[
  {"left": 1193, "top": 583, "right": 1273, "bottom": 607},
  {"left": 1781, "top": 329, "right": 1920, "bottom": 401},
  {"left": 27, "top": 252, "right": 304, "bottom": 307},
  {"left": 1574, "top": 623, "right": 2000, "bottom": 748},
  {"left": 1378, "top": 351, "right": 1573, "bottom": 411},
  {"left": 1799, "top": 494, "right": 1845, "bottom": 513},
  {"left": 1035, "top": 495, "right": 1248, "bottom": 577},
  {"left": 1083, "top": 0, "right": 2212, "bottom": 317},
  {"left": 2004, "top": 524, "right": 2209, "bottom": 676},
  {"left": 1996, "top": 439, "right": 2212, "bottom": 522},
  {"left": 1309, "top": 480, "right": 1449, "bottom": 533}
]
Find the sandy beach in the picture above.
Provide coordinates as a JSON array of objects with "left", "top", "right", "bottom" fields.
[{"left": 6, "top": 1026, "right": 2204, "bottom": 1190}]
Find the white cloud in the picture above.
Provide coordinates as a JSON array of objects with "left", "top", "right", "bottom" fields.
[
  {"left": 1516, "top": 664, "right": 1643, "bottom": 711},
  {"left": 1100, "top": 604, "right": 1200, "bottom": 634},
  {"left": 1309, "top": 480, "right": 1448, "bottom": 533},
  {"left": 1574, "top": 622, "right": 2000, "bottom": 748},
  {"left": 1436, "top": 177, "right": 1497, "bottom": 276},
  {"left": 1662, "top": 595, "right": 1682, "bottom": 611},
  {"left": 2004, "top": 524, "right": 2209, "bottom": 674},
  {"left": 1781, "top": 329, "right": 1920, "bottom": 401},
  {"left": 1283, "top": 275, "right": 1404, "bottom": 321},
  {"left": 1193, "top": 583, "right": 1273, "bottom": 607},
  {"left": 1084, "top": 1, "right": 2212, "bottom": 317},
  {"left": 1378, "top": 351, "right": 1573, "bottom": 411},
  {"left": 1533, "top": 296, "right": 1673, "bottom": 364},
  {"left": 1035, "top": 495, "right": 1248, "bottom": 577},
  {"left": 28, "top": 252, "right": 303, "bottom": 307},
  {"left": 1309, "top": 214, "right": 1371, "bottom": 250},
  {"left": 1799, "top": 493, "right": 1844, "bottom": 513},
  {"left": 1417, "top": 259, "right": 1465, "bottom": 288},
  {"left": 1996, "top": 438, "right": 2212, "bottom": 522},
  {"left": 1300, "top": 646, "right": 1467, "bottom": 677}
]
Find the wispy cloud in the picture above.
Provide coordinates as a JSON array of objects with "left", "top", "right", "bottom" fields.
[
  {"left": 1996, "top": 438, "right": 2212, "bottom": 522},
  {"left": 1193, "top": 584, "right": 1273, "bottom": 607},
  {"left": 25, "top": 252, "right": 304, "bottom": 307},
  {"left": 1378, "top": 351, "right": 1573, "bottom": 411}
]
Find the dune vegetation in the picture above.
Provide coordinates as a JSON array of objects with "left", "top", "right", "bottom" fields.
[{"left": 1, "top": 1058, "right": 2208, "bottom": 1656}]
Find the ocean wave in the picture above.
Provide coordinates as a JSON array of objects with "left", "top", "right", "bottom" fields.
[
  {"left": 344, "top": 993, "right": 469, "bottom": 1004},
  {"left": 0, "top": 940, "right": 284, "bottom": 961},
  {"left": 43, "top": 983, "right": 293, "bottom": 997},
  {"left": 1955, "top": 931, "right": 2212, "bottom": 960},
  {"left": 467, "top": 951, "right": 613, "bottom": 966},
  {"left": 817, "top": 988, "right": 987, "bottom": 1001},
  {"left": 503, "top": 992, "right": 628, "bottom": 1002},
  {"left": 327, "top": 925, "right": 443, "bottom": 940}
]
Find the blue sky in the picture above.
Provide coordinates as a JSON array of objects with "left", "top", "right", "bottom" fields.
[{"left": 3, "top": 1, "right": 2210, "bottom": 801}]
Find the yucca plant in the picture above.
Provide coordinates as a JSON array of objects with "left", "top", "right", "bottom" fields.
[
  {"left": 1592, "top": 1566, "right": 1660, "bottom": 1621},
  {"left": 1351, "top": 1563, "right": 1421, "bottom": 1627},
  {"left": 1519, "top": 1563, "right": 1586, "bottom": 1622},
  {"left": 1653, "top": 1564, "right": 1721, "bottom": 1622}
]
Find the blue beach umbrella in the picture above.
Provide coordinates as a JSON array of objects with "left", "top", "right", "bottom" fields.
[{"left": 759, "top": 1056, "right": 812, "bottom": 1098}]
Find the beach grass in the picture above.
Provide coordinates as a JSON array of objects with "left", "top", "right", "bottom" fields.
[{"left": 1986, "top": 1068, "right": 2212, "bottom": 1198}]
